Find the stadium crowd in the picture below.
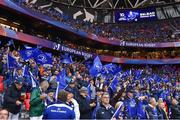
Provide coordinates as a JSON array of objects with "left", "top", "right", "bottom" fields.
[
  {"left": 0, "top": 40, "right": 179, "bottom": 120},
  {"left": 14, "top": 0, "right": 180, "bottom": 43}
]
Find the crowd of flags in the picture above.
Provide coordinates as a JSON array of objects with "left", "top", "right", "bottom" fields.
[
  {"left": 2, "top": 39, "right": 176, "bottom": 119},
  {"left": 5, "top": 39, "right": 172, "bottom": 94},
  {"left": 6, "top": 40, "right": 73, "bottom": 91}
]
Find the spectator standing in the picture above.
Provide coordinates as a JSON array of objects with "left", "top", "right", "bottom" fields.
[
  {"left": 145, "top": 97, "right": 158, "bottom": 119},
  {"left": 43, "top": 90, "right": 75, "bottom": 119},
  {"left": 157, "top": 99, "right": 168, "bottom": 119},
  {"left": 170, "top": 98, "right": 180, "bottom": 119},
  {"left": 45, "top": 88, "right": 55, "bottom": 106},
  {"left": 123, "top": 89, "right": 138, "bottom": 119},
  {"left": 29, "top": 80, "right": 49, "bottom": 120},
  {"left": 3, "top": 78, "right": 25, "bottom": 120},
  {"left": 96, "top": 92, "right": 115, "bottom": 119},
  {"left": 66, "top": 91, "right": 80, "bottom": 120},
  {"left": 77, "top": 86, "right": 96, "bottom": 119}
]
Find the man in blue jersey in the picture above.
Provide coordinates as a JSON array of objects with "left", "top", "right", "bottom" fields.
[{"left": 43, "top": 90, "right": 75, "bottom": 119}]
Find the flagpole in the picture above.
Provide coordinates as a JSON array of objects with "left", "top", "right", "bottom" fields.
[{"left": 111, "top": 102, "right": 123, "bottom": 120}]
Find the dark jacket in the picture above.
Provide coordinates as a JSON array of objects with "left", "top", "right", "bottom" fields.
[
  {"left": 96, "top": 103, "right": 115, "bottom": 119},
  {"left": 3, "top": 83, "right": 22, "bottom": 114},
  {"left": 65, "top": 86, "right": 79, "bottom": 100},
  {"left": 156, "top": 106, "right": 168, "bottom": 119},
  {"left": 110, "top": 87, "right": 125, "bottom": 107},
  {"left": 77, "top": 94, "right": 92, "bottom": 119},
  {"left": 171, "top": 104, "right": 180, "bottom": 119},
  {"left": 145, "top": 105, "right": 158, "bottom": 119}
]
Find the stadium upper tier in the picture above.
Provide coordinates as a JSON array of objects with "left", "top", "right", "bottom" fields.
[{"left": 14, "top": 0, "right": 180, "bottom": 43}]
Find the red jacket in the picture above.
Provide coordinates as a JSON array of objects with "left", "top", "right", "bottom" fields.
[
  {"left": 24, "top": 93, "right": 30, "bottom": 111},
  {"left": 0, "top": 76, "right": 4, "bottom": 93}
]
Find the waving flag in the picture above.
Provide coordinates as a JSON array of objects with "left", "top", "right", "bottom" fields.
[
  {"left": 162, "top": 76, "right": 169, "bottom": 83},
  {"left": 135, "top": 70, "right": 143, "bottom": 80},
  {"left": 93, "top": 56, "right": 102, "bottom": 71},
  {"left": 89, "top": 56, "right": 102, "bottom": 77},
  {"left": 7, "top": 54, "right": 17, "bottom": 69},
  {"left": 29, "top": 71, "right": 38, "bottom": 88},
  {"left": 7, "top": 39, "right": 15, "bottom": 48},
  {"left": 19, "top": 48, "right": 37, "bottom": 60},
  {"left": 55, "top": 69, "right": 67, "bottom": 100},
  {"left": 61, "top": 53, "right": 73, "bottom": 64},
  {"left": 109, "top": 75, "right": 119, "bottom": 93},
  {"left": 35, "top": 51, "right": 52, "bottom": 65},
  {"left": 103, "top": 63, "right": 121, "bottom": 75}
]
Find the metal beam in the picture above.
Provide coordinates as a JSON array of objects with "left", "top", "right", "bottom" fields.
[
  {"left": 108, "top": 0, "right": 113, "bottom": 8},
  {"left": 93, "top": 0, "right": 100, "bottom": 8},
  {"left": 95, "top": 0, "right": 107, "bottom": 8},
  {"left": 135, "top": 0, "right": 150, "bottom": 8},
  {"left": 87, "top": 0, "right": 93, "bottom": 7},
  {"left": 127, "top": 0, "right": 134, "bottom": 8},
  {"left": 114, "top": 0, "right": 120, "bottom": 9},
  {"left": 71, "top": 0, "right": 76, "bottom": 5},
  {"left": 134, "top": 0, "right": 140, "bottom": 8}
]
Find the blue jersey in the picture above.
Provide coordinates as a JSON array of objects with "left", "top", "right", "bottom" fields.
[{"left": 43, "top": 102, "right": 75, "bottom": 119}]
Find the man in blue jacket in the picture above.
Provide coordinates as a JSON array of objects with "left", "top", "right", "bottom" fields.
[
  {"left": 43, "top": 90, "right": 75, "bottom": 119},
  {"left": 95, "top": 92, "right": 115, "bottom": 119}
]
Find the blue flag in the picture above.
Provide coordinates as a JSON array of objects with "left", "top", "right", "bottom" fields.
[
  {"left": 19, "top": 48, "right": 37, "bottom": 61},
  {"left": 89, "top": 56, "right": 102, "bottom": 77},
  {"left": 85, "top": 60, "right": 92, "bottom": 69},
  {"left": 55, "top": 69, "right": 67, "bottom": 100},
  {"left": 61, "top": 53, "right": 73, "bottom": 64},
  {"left": 93, "top": 56, "right": 102, "bottom": 71},
  {"left": 35, "top": 51, "right": 52, "bottom": 65},
  {"left": 135, "top": 70, "right": 143, "bottom": 80},
  {"left": 109, "top": 75, "right": 119, "bottom": 93},
  {"left": 7, "top": 39, "right": 15, "bottom": 48},
  {"left": 29, "top": 71, "right": 38, "bottom": 88},
  {"left": 103, "top": 63, "right": 121, "bottom": 75},
  {"left": 7, "top": 54, "right": 17, "bottom": 69},
  {"left": 162, "top": 76, "right": 169, "bottom": 83}
]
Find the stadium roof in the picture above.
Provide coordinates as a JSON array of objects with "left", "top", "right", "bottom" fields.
[{"left": 51, "top": 0, "right": 179, "bottom": 9}]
